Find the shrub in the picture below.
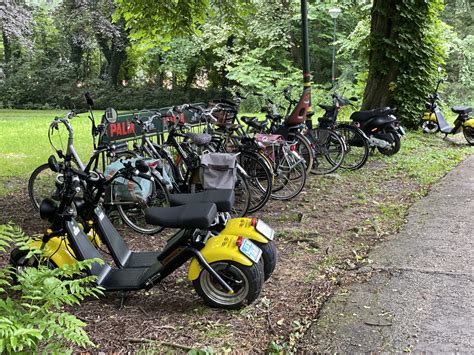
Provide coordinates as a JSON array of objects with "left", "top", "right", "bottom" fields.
[{"left": 0, "top": 224, "right": 103, "bottom": 353}]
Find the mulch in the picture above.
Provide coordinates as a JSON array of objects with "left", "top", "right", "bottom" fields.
[{"left": 0, "top": 159, "right": 421, "bottom": 352}]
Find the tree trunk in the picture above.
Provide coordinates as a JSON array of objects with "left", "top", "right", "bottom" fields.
[
  {"left": 362, "top": 0, "right": 398, "bottom": 110},
  {"left": 184, "top": 61, "right": 198, "bottom": 89},
  {"left": 2, "top": 29, "right": 11, "bottom": 64}
]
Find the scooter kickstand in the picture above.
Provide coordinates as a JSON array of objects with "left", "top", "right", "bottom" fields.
[{"left": 118, "top": 291, "right": 128, "bottom": 309}]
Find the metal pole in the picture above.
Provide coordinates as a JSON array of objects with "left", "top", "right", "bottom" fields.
[
  {"left": 301, "top": 0, "right": 311, "bottom": 89},
  {"left": 331, "top": 17, "right": 337, "bottom": 87}
]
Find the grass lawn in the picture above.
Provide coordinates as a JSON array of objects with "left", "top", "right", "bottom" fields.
[{"left": 0, "top": 109, "right": 102, "bottom": 175}]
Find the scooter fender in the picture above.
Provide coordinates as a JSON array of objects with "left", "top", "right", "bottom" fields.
[
  {"left": 464, "top": 119, "right": 474, "bottom": 129},
  {"left": 220, "top": 218, "right": 272, "bottom": 244},
  {"left": 187, "top": 234, "right": 253, "bottom": 281},
  {"left": 29, "top": 227, "right": 101, "bottom": 268},
  {"left": 29, "top": 238, "right": 77, "bottom": 267}
]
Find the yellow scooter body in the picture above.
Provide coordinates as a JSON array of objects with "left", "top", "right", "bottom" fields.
[
  {"left": 422, "top": 112, "right": 437, "bottom": 122},
  {"left": 31, "top": 226, "right": 101, "bottom": 267},
  {"left": 220, "top": 218, "right": 274, "bottom": 244},
  {"left": 188, "top": 234, "right": 253, "bottom": 281}
]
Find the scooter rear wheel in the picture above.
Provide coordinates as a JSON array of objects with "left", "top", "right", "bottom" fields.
[
  {"left": 463, "top": 126, "right": 474, "bottom": 146},
  {"left": 254, "top": 240, "right": 277, "bottom": 281},
  {"left": 377, "top": 132, "right": 401, "bottom": 156},
  {"left": 193, "top": 260, "right": 264, "bottom": 309}
]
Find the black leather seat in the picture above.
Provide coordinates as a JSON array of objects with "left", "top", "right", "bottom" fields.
[
  {"left": 241, "top": 116, "right": 267, "bottom": 131},
  {"left": 351, "top": 107, "right": 392, "bottom": 121},
  {"left": 452, "top": 106, "right": 472, "bottom": 115},
  {"left": 169, "top": 189, "right": 234, "bottom": 213},
  {"left": 145, "top": 202, "right": 217, "bottom": 229},
  {"left": 185, "top": 132, "right": 212, "bottom": 146}
]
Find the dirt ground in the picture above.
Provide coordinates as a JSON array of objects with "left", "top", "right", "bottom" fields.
[{"left": 0, "top": 158, "right": 426, "bottom": 352}]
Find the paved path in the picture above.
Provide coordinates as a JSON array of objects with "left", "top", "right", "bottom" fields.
[{"left": 300, "top": 155, "right": 474, "bottom": 353}]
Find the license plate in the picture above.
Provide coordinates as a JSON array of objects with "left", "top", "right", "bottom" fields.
[
  {"left": 256, "top": 219, "right": 274, "bottom": 241},
  {"left": 398, "top": 126, "right": 406, "bottom": 135},
  {"left": 239, "top": 239, "right": 262, "bottom": 263}
]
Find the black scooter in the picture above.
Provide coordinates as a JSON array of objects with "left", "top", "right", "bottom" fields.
[{"left": 349, "top": 105, "right": 405, "bottom": 156}]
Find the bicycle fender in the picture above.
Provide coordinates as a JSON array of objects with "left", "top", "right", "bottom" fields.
[
  {"left": 220, "top": 218, "right": 270, "bottom": 244},
  {"left": 187, "top": 234, "right": 253, "bottom": 281}
]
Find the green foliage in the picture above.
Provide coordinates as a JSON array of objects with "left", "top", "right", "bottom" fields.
[
  {"left": 0, "top": 224, "right": 103, "bottom": 353},
  {"left": 363, "top": 0, "right": 446, "bottom": 128}
]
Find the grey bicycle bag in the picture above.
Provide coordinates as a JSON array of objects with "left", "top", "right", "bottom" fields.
[{"left": 200, "top": 153, "right": 237, "bottom": 190}]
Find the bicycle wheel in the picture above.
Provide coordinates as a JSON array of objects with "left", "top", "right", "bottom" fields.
[
  {"left": 307, "top": 128, "right": 345, "bottom": 175},
  {"left": 28, "top": 163, "right": 82, "bottom": 211},
  {"left": 231, "top": 171, "right": 251, "bottom": 217},
  {"left": 335, "top": 124, "right": 369, "bottom": 170},
  {"left": 238, "top": 152, "right": 273, "bottom": 213},
  {"left": 271, "top": 145, "right": 307, "bottom": 200},
  {"left": 288, "top": 132, "right": 314, "bottom": 175},
  {"left": 117, "top": 176, "right": 170, "bottom": 234}
]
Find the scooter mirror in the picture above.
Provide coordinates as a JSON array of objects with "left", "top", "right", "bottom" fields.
[
  {"left": 105, "top": 108, "right": 118, "bottom": 123},
  {"left": 84, "top": 92, "right": 94, "bottom": 107},
  {"left": 48, "top": 155, "right": 60, "bottom": 173}
]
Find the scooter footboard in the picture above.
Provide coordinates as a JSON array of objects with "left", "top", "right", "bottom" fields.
[{"left": 187, "top": 234, "right": 253, "bottom": 281}]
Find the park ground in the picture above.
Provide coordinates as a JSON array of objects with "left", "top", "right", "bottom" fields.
[{"left": 0, "top": 109, "right": 473, "bottom": 352}]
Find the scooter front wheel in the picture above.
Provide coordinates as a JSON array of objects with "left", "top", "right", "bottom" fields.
[
  {"left": 463, "top": 126, "right": 474, "bottom": 145},
  {"left": 422, "top": 120, "right": 439, "bottom": 134},
  {"left": 193, "top": 261, "right": 264, "bottom": 309},
  {"left": 9, "top": 247, "right": 56, "bottom": 282}
]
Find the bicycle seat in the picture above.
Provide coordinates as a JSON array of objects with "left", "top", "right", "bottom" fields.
[
  {"left": 169, "top": 190, "right": 235, "bottom": 213},
  {"left": 145, "top": 202, "right": 217, "bottom": 229},
  {"left": 451, "top": 106, "right": 472, "bottom": 115},
  {"left": 185, "top": 132, "right": 212, "bottom": 146},
  {"left": 350, "top": 107, "right": 392, "bottom": 122},
  {"left": 241, "top": 116, "right": 267, "bottom": 131}
]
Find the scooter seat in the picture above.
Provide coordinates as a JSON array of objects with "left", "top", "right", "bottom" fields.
[
  {"left": 145, "top": 202, "right": 218, "bottom": 229},
  {"left": 451, "top": 106, "right": 472, "bottom": 115},
  {"left": 350, "top": 107, "right": 392, "bottom": 122},
  {"left": 185, "top": 133, "right": 212, "bottom": 146},
  {"left": 241, "top": 116, "right": 267, "bottom": 131},
  {"left": 169, "top": 189, "right": 235, "bottom": 213}
]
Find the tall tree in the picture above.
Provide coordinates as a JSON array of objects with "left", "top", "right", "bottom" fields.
[
  {"left": 90, "top": 0, "right": 129, "bottom": 87},
  {"left": 362, "top": 0, "right": 445, "bottom": 128},
  {"left": 0, "top": 0, "right": 32, "bottom": 68}
]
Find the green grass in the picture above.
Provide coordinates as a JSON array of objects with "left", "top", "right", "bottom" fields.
[
  {"left": 0, "top": 109, "right": 103, "bottom": 178},
  {"left": 377, "top": 131, "right": 474, "bottom": 186}
]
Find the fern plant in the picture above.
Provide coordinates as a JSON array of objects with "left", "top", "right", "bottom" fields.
[{"left": 0, "top": 224, "right": 104, "bottom": 353}]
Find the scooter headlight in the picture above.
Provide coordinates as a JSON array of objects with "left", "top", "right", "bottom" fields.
[{"left": 39, "top": 198, "right": 58, "bottom": 221}]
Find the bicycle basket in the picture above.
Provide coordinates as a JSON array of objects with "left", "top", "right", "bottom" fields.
[
  {"left": 104, "top": 159, "right": 153, "bottom": 203},
  {"left": 200, "top": 153, "right": 237, "bottom": 190}
]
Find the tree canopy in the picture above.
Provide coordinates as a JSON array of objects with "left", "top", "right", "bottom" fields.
[{"left": 0, "top": 0, "right": 472, "bottom": 127}]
